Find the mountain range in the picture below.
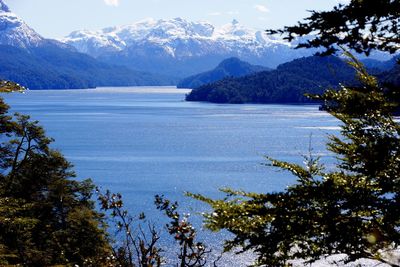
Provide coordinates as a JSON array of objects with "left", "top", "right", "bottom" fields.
[
  {"left": 0, "top": 0, "right": 174, "bottom": 89},
  {"left": 62, "top": 17, "right": 397, "bottom": 79},
  {"left": 62, "top": 18, "right": 317, "bottom": 78}
]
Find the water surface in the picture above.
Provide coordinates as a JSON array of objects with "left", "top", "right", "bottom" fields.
[{"left": 3, "top": 86, "right": 340, "bottom": 264}]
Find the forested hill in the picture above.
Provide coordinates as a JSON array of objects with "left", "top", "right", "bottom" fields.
[
  {"left": 0, "top": 44, "right": 176, "bottom": 89},
  {"left": 186, "top": 56, "right": 358, "bottom": 104},
  {"left": 177, "top": 57, "right": 269, "bottom": 89}
]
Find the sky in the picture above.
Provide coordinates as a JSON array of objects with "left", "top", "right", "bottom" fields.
[{"left": 7, "top": 0, "right": 349, "bottom": 39}]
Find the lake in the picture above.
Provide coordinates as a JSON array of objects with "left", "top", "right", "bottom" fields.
[{"left": 3, "top": 86, "right": 340, "bottom": 265}]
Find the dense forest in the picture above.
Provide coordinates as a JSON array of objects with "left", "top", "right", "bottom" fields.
[{"left": 186, "top": 56, "right": 357, "bottom": 103}]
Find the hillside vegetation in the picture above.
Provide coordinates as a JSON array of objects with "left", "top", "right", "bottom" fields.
[{"left": 186, "top": 56, "right": 357, "bottom": 103}]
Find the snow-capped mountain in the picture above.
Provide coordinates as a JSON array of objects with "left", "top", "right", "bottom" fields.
[
  {"left": 63, "top": 18, "right": 291, "bottom": 56},
  {"left": 0, "top": 0, "right": 45, "bottom": 48},
  {"left": 0, "top": 0, "right": 174, "bottom": 89},
  {"left": 62, "top": 18, "right": 314, "bottom": 77}
]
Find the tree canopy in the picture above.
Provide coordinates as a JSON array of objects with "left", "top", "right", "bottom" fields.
[
  {"left": 269, "top": 0, "right": 400, "bottom": 56},
  {"left": 0, "top": 86, "right": 111, "bottom": 265}
]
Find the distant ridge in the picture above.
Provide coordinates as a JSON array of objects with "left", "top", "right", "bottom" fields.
[{"left": 177, "top": 57, "right": 269, "bottom": 89}]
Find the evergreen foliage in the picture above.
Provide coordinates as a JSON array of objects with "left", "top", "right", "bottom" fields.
[
  {"left": 190, "top": 55, "right": 400, "bottom": 266},
  {"left": 0, "top": 84, "right": 111, "bottom": 265},
  {"left": 268, "top": 0, "right": 400, "bottom": 56}
]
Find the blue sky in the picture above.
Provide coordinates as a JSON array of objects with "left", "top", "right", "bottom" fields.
[{"left": 8, "top": 0, "right": 348, "bottom": 38}]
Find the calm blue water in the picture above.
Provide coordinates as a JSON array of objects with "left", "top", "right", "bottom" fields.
[{"left": 3, "top": 87, "right": 340, "bottom": 264}]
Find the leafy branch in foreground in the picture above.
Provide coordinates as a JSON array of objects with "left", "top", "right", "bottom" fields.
[
  {"left": 268, "top": 0, "right": 400, "bottom": 56},
  {"left": 155, "top": 195, "right": 219, "bottom": 267},
  {"left": 98, "top": 191, "right": 219, "bottom": 267},
  {"left": 98, "top": 189, "right": 163, "bottom": 267},
  {"left": 190, "top": 57, "right": 400, "bottom": 266}
]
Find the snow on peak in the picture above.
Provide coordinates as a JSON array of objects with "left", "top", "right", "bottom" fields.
[
  {"left": 114, "top": 17, "right": 215, "bottom": 41},
  {"left": 144, "top": 18, "right": 215, "bottom": 40},
  {"left": 0, "top": 0, "right": 10, "bottom": 13},
  {"left": 62, "top": 17, "right": 291, "bottom": 59},
  {"left": 63, "top": 29, "right": 126, "bottom": 56},
  {"left": 62, "top": 17, "right": 218, "bottom": 54},
  {"left": 216, "top": 19, "right": 255, "bottom": 38},
  {"left": 0, "top": 2, "right": 44, "bottom": 48},
  {"left": 64, "top": 17, "right": 284, "bottom": 44}
]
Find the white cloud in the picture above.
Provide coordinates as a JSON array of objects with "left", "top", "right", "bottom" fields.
[
  {"left": 254, "top": 4, "right": 269, "bottom": 13},
  {"left": 104, "top": 0, "right": 119, "bottom": 7}
]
